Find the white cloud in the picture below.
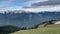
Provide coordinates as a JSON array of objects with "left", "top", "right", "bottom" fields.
[
  {"left": 24, "top": 0, "right": 48, "bottom": 7},
  {"left": 22, "top": 5, "right": 60, "bottom": 12},
  {"left": 0, "top": 5, "right": 60, "bottom": 13},
  {"left": 0, "top": 0, "right": 60, "bottom": 13}
]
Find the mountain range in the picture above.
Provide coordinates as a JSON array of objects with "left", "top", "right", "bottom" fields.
[{"left": 0, "top": 10, "right": 60, "bottom": 27}]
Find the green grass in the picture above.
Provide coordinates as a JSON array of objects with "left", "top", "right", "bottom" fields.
[{"left": 11, "top": 24, "right": 60, "bottom": 34}]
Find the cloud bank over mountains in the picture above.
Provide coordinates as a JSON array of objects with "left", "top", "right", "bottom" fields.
[
  {"left": 23, "top": 0, "right": 60, "bottom": 12},
  {"left": 32, "top": 0, "right": 60, "bottom": 7},
  {"left": 0, "top": 0, "right": 60, "bottom": 12}
]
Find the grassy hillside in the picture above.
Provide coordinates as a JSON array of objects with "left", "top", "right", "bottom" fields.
[{"left": 11, "top": 24, "right": 60, "bottom": 34}]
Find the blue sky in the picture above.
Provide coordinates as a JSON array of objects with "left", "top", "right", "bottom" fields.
[
  {"left": 0, "top": 0, "right": 60, "bottom": 12},
  {"left": 0, "top": 0, "right": 29, "bottom": 8},
  {"left": 0, "top": 0, "right": 43, "bottom": 8}
]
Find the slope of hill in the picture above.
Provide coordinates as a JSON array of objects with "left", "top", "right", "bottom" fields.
[
  {"left": 11, "top": 24, "right": 60, "bottom": 34},
  {"left": 0, "top": 25, "right": 20, "bottom": 34}
]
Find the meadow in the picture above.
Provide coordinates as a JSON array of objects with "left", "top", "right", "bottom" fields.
[{"left": 11, "top": 24, "right": 60, "bottom": 34}]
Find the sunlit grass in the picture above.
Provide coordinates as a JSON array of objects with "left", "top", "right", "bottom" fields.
[{"left": 11, "top": 24, "right": 60, "bottom": 34}]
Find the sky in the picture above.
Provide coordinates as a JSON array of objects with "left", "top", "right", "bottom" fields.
[{"left": 0, "top": 0, "right": 60, "bottom": 12}]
